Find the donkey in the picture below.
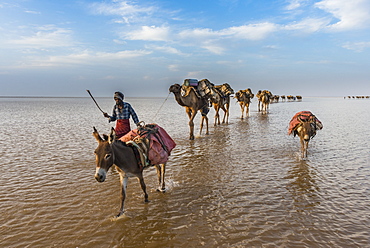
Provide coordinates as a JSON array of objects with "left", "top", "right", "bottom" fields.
[
  {"left": 93, "top": 127, "right": 166, "bottom": 217},
  {"left": 290, "top": 113, "right": 322, "bottom": 158}
]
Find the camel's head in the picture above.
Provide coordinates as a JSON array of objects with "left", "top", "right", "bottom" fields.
[
  {"left": 234, "top": 91, "right": 242, "bottom": 100},
  {"left": 169, "top": 84, "right": 181, "bottom": 93}
]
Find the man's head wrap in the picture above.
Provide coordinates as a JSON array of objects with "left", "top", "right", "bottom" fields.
[{"left": 114, "top": 91, "right": 124, "bottom": 101}]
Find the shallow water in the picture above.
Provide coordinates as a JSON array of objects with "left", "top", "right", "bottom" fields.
[{"left": 0, "top": 96, "right": 369, "bottom": 247}]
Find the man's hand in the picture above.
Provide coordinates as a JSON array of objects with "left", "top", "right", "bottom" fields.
[{"left": 103, "top": 112, "right": 109, "bottom": 118}]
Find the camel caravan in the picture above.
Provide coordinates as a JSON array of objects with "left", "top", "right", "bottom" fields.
[
  {"left": 169, "top": 79, "right": 234, "bottom": 140},
  {"left": 90, "top": 80, "right": 318, "bottom": 217},
  {"left": 169, "top": 79, "right": 308, "bottom": 138},
  {"left": 345, "top": 96, "right": 370, "bottom": 99}
]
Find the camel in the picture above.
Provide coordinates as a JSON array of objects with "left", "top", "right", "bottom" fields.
[
  {"left": 234, "top": 88, "right": 254, "bottom": 119},
  {"left": 257, "top": 90, "right": 272, "bottom": 114},
  {"left": 287, "top": 95, "right": 294, "bottom": 101},
  {"left": 169, "top": 83, "right": 210, "bottom": 140},
  {"left": 211, "top": 83, "right": 234, "bottom": 125}
]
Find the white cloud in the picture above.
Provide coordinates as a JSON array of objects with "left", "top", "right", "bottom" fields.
[
  {"left": 124, "top": 26, "right": 170, "bottom": 41},
  {"left": 15, "top": 50, "right": 152, "bottom": 68},
  {"left": 168, "top": 64, "right": 179, "bottom": 71},
  {"left": 180, "top": 22, "right": 277, "bottom": 42},
  {"left": 24, "top": 10, "right": 41, "bottom": 14},
  {"left": 342, "top": 41, "right": 370, "bottom": 52},
  {"left": 177, "top": 23, "right": 277, "bottom": 54},
  {"left": 89, "top": 0, "right": 155, "bottom": 24},
  {"left": 283, "top": 17, "right": 330, "bottom": 32},
  {"left": 315, "top": 0, "right": 370, "bottom": 30},
  {"left": 10, "top": 25, "right": 73, "bottom": 48},
  {"left": 285, "top": 0, "right": 306, "bottom": 10},
  {"left": 225, "top": 23, "right": 278, "bottom": 40},
  {"left": 147, "top": 45, "right": 187, "bottom": 56}
]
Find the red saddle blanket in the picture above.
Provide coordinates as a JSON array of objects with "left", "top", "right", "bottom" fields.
[
  {"left": 288, "top": 111, "right": 323, "bottom": 135},
  {"left": 119, "top": 124, "right": 176, "bottom": 165}
]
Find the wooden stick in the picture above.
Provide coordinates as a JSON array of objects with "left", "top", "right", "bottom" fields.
[{"left": 86, "top": 90, "right": 105, "bottom": 113}]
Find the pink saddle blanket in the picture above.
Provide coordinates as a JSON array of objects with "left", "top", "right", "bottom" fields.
[
  {"left": 288, "top": 111, "right": 322, "bottom": 135},
  {"left": 119, "top": 124, "right": 176, "bottom": 165}
]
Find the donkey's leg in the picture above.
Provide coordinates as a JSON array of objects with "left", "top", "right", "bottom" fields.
[
  {"left": 155, "top": 164, "right": 166, "bottom": 192},
  {"left": 303, "top": 140, "right": 309, "bottom": 158},
  {"left": 117, "top": 174, "right": 128, "bottom": 217},
  {"left": 137, "top": 175, "right": 149, "bottom": 203},
  {"left": 300, "top": 138, "right": 305, "bottom": 158}
]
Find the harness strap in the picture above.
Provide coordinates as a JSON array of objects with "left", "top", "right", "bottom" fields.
[{"left": 127, "top": 140, "right": 150, "bottom": 169}]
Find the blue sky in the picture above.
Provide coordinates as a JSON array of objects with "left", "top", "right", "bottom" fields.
[{"left": 1, "top": 0, "right": 370, "bottom": 97}]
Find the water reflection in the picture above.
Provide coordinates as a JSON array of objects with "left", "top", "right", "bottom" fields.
[{"left": 285, "top": 161, "right": 321, "bottom": 212}]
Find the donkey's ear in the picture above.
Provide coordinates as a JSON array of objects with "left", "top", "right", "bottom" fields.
[
  {"left": 93, "top": 127, "right": 103, "bottom": 142},
  {"left": 108, "top": 127, "right": 116, "bottom": 144}
]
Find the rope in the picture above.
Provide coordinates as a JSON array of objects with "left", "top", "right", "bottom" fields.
[{"left": 152, "top": 92, "right": 171, "bottom": 122}]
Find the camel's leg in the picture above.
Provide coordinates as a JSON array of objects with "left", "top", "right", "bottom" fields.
[
  {"left": 117, "top": 174, "right": 128, "bottom": 217},
  {"left": 201, "top": 115, "right": 209, "bottom": 135},
  {"left": 246, "top": 103, "right": 250, "bottom": 116},
  {"left": 221, "top": 105, "right": 228, "bottom": 124},
  {"left": 187, "top": 108, "right": 196, "bottom": 140},
  {"left": 137, "top": 175, "right": 149, "bottom": 203},
  {"left": 155, "top": 164, "right": 166, "bottom": 192},
  {"left": 224, "top": 103, "right": 230, "bottom": 123},
  {"left": 185, "top": 107, "right": 192, "bottom": 119},
  {"left": 214, "top": 105, "right": 220, "bottom": 126},
  {"left": 239, "top": 103, "right": 243, "bottom": 119},
  {"left": 240, "top": 103, "right": 245, "bottom": 119},
  {"left": 200, "top": 116, "right": 204, "bottom": 134}
]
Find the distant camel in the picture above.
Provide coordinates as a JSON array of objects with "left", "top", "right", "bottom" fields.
[
  {"left": 257, "top": 90, "right": 272, "bottom": 114},
  {"left": 211, "top": 83, "right": 234, "bottom": 125},
  {"left": 234, "top": 88, "right": 254, "bottom": 119},
  {"left": 271, "top": 95, "right": 280, "bottom": 103},
  {"left": 169, "top": 83, "right": 210, "bottom": 140}
]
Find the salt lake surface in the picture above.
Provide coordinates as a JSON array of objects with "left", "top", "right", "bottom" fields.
[{"left": 0, "top": 96, "right": 369, "bottom": 247}]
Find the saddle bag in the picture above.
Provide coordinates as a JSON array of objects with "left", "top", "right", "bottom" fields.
[
  {"left": 119, "top": 123, "right": 176, "bottom": 165},
  {"left": 183, "top": 79, "right": 199, "bottom": 87}
]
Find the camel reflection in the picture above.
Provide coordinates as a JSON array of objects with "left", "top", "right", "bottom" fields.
[{"left": 286, "top": 161, "right": 321, "bottom": 212}]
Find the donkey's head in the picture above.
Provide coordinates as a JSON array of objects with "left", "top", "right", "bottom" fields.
[
  {"left": 93, "top": 127, "right": 116, "bottom": 182},
  {"left": 297, "top": 116, "right": 316, "bottom": 142}
]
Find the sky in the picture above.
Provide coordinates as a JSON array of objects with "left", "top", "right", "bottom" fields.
[{"left": 1, "top": 0, "right": 370, "bottom": 97}]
